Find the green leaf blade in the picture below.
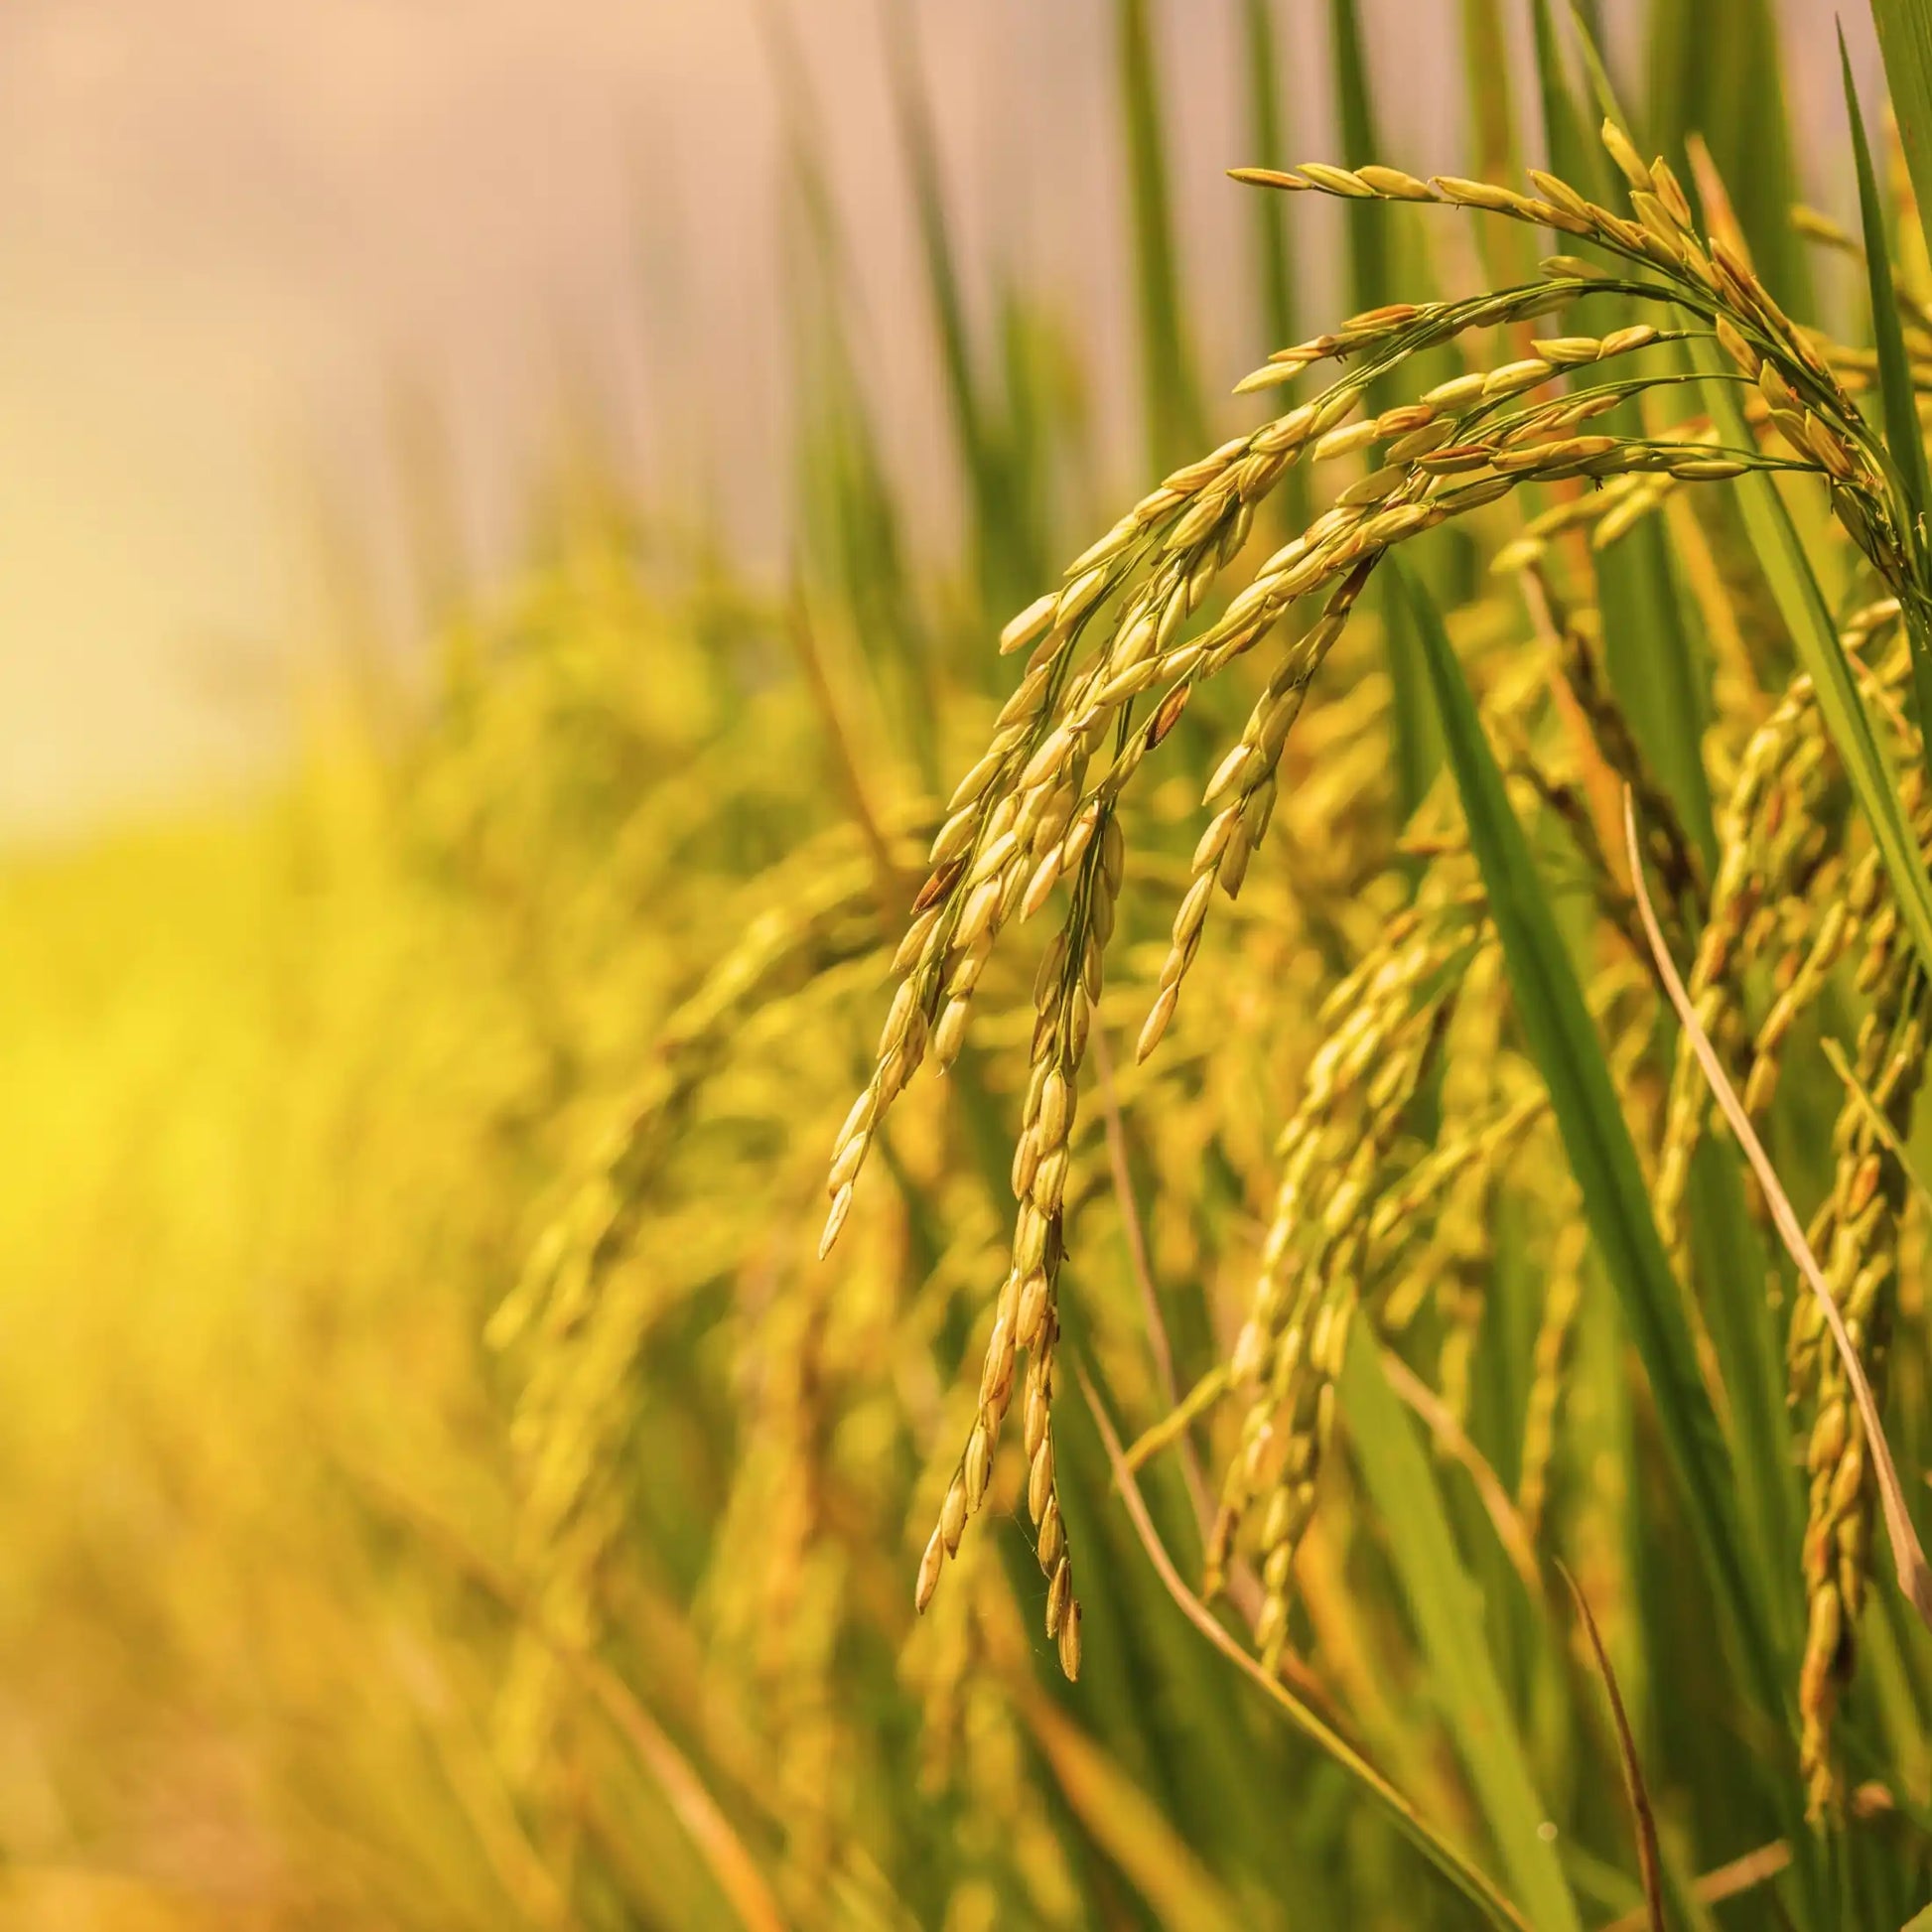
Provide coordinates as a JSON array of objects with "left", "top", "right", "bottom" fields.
[
  {"left": 1870, "top": 0, "right": 1932, "bottom": 281},
  {"left": 1395, "top": 560, "right": 1789, "bottom": 1766},
  {"left": 1340, "top": 1334, "right": 1584, "bottom": 1932},
  {"left": 1843, "top": 23, "right": 1932, "bottom": 790},
  {"left": 1116, "top": 0, "right": 1206, "bottom": 474},
  {"left": 1240, "top": 0, "right": 1311, "bottom": 536},
  {"left": 1846, "top": 27, "right": 1932, "bottom": 525}
]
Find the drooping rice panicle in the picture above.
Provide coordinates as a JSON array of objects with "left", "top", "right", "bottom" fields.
[
  {"left": 820, "top": 114, "right": 1932, "bottom": 1746},
  {"left": 1792, "top": 941, "right": 1924, "bottom": 1817}
]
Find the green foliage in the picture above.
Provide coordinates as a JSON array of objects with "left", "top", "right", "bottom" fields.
[
  {"left": 1847, "top": 25, "right": 1932, "bottom": 772},
  {"left": 1339, "top": 1330, "right": 1581, "bottom": 1931},
  {"left": 1402, "top": 562, "right": 1784, "bottom": 1758},
  {"left": 1871, "top": 0, "right": 1932, "bottom": 278},
  {"left": 1646, "top": 0, "right": 1811, "bottom": 313},
  {"left": 1116, "top": 0, "right": 1206, "bottom": 475}
]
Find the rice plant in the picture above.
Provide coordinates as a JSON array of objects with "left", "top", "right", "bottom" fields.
[
  {"left": 812, "top": 8, "right": 1932, "bottom": 1925},
  {"left": 12, "top": 5, "right": 1932, "bottom": 1930}
]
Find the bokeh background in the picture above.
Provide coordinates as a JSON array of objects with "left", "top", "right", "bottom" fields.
[{"left": 0, "top": 0, "right": 1881, "bottom": 832}]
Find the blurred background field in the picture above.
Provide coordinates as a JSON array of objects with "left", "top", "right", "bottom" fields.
[
  {"left": 4, "top": 3, "right": 1932, "bottom": 1928},
  {"left": 0, "top": 0, "right": 1875, "bottom": 834}
]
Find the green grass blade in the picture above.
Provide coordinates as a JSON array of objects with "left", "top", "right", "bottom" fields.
[
  {"left": 1844, "top": 24, "right": 1932, "bottom": 774},
  {"left": 1084, "top": 1371, "right": 1536, "bottom": 1932},
  {"left": 1529, "top": 0, "right": 1718, "bottom": 868},
  {"left": 1044, "top": 1396, "right": 1308, "bottom": 1915},
  {"left": 1339, "top": 1333, "right": 1584, "bottom": 1932},
  {"left": 1530, "top": 0, "right": 1596, "bottom": 211},
  {"left": 1329, "top": 0, "right": 1444, "bottom": 819},
  {"left": 1460, "top": 0, "right": 1535, "bottom": 288},
  {"left": 1240, "top": 0, "right": 1310, "bottom": 536},
  {"left": 1021, "top": 1691, "right": 1254, "bottom": 1932},
  {"left": 1644, "top": 0, "right": 1810, "bottom": 316},
  {"left": 1242, "top": 0, "right": 1295, "bottom": 355},
  {"left": 1596, "top": 525, "right": 1718, "bottom": 870},
  {"left": 1116, "top": 0, "right": 1206, "bottom": 474},
  {"left": 1847, "top": 28, "right": 1932, "bottom": 526},
  {"left": 1870, "top": 0, "right": 1932, "bottom": 278},
  {"left": 1396, "top": 559, "right": 1788, "bottom": 1755},
  {"left": 1682, "top": 1144, "right": 1800, "bottom": 1652},
  {"left": 1643, "top": 0, "right": 1690, "bottom": 161},
  {"left": 884, "top": 1, "right": 988, "bottom": 508},
  {"left": 993, "top": 286, "right": 1065, "bottom": 594},
  {"left": 761, "top": 0, "right": 939, "bottom": 783},
  {"left": 1329, "top": 0, "right": 1391, "bottom": 332},
  {"left": 1409, "top": 511, "right": 1832, "bottom": 1916},
  {"left": 1326, "top": 0, "right": 1449, "bottom": 368},
  {"left": 1460, "top": 0, "right": 1517, "bottom": 181},
  {"left": 883, "top": 0, "right": 1019, "bottom": 621}
]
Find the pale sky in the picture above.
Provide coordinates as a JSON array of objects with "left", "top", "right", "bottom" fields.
[{"left": 0, "top": 0, "right": 1879, "bottom": 836}]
